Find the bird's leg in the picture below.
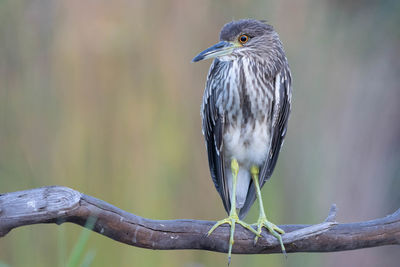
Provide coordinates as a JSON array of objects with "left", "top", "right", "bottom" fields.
[
  {"left": 251, "top": 165, "right": 286, "bottom": 254},
  {"left": 207, "top": 159, "right": 259, "bottom": 264}
]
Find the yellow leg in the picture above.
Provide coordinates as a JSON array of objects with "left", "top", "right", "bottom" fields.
[
  {"left": 207, "top": 159, "right": 260, "bottom": 264},
  {"left": 251, "top": 165, "right": 286, "bottom": 254}
]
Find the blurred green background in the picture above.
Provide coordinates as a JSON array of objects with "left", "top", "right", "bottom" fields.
[{"left": 0, "top": 0, "right": 399, "bottom": 266}]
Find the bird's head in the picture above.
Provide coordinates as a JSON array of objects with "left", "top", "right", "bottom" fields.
[{"left": 192, "top": 19, "right": 284, "bottom": 63}]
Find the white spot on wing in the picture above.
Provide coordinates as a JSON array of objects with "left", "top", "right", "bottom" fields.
[{"left": 273, "top": 72, "right": 281, "bottom": 126}]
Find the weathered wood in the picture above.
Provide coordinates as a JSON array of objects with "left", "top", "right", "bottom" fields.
[{"left": 0, "top": 186, "right": 399, "bottom": 254}]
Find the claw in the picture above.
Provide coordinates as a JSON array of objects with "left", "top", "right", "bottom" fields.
[
  {"left": 207, "top": 214, "right": 260, "bottom": 264},
  {"left": 253, "top": 217, "right": 286, "bottom": 254}
]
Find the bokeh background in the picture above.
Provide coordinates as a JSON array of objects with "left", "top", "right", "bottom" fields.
[{"left": 0, "top": 0, "right": 399, "bottom": 266}]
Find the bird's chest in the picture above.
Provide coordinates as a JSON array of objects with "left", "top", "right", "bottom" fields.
[
  {"left": 215, "top": 59, "right": 273, "bottom": 167},
  {"left": 220, "top": 90, "right": 272, "bottom": 167}
]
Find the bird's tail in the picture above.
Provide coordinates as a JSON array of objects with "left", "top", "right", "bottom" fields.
[
  {"left": 238, "top": 182, "right": 257, "bottom": 220},
  {"left": 226, "top": 166, "right": 252, "bottom": 218}
]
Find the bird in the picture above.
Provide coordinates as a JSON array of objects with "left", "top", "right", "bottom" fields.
[{"left": 192, "top": 19, "right": 292, "bottom": 263}]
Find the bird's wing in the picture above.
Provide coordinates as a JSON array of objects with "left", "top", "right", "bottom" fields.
[
  {"left": 260, "top": 65, "right": 292, "bottom": 186},
  {"left": 202, "top": 59, "right": 231, "bottom": 213},
  {"left": 239, "top": 65, "right": 292, "bottom": 219}
]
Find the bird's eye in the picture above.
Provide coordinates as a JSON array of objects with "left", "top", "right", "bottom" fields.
[{"left": 238, "top": 34, "right": 249, "bottom": 44}]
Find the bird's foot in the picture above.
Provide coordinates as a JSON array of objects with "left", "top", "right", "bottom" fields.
[
  {"left": 208, "top": 214, "right": 260, "bottom": 265},
  {"left": 253, "top": 216, "right": 286, "bottom": 255}
]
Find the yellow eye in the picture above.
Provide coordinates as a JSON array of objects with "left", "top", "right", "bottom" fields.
[{"left": 238, "top": 34, "right": 249, "bottom": 44}]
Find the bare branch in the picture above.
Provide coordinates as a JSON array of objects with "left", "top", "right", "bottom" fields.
[{"left": 0, "top": 186, "right": 399, "bottom": 254}]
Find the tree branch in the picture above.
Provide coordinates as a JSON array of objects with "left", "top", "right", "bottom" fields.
[{"left": 0, "top": 186, "right": 399, "bottom": 254}]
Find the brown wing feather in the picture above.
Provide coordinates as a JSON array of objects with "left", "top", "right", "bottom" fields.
[{"left": 202, "top": 59, "right": 231, "bottom": 214}]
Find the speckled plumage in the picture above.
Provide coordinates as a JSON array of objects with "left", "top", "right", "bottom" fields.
[{"left": 201, "top": 19, "right": 292, "bottom": 219}]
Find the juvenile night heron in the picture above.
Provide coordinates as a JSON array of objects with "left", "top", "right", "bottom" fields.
[{"left": 193, "top": 19, "right": 292, "bottom": 262}]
